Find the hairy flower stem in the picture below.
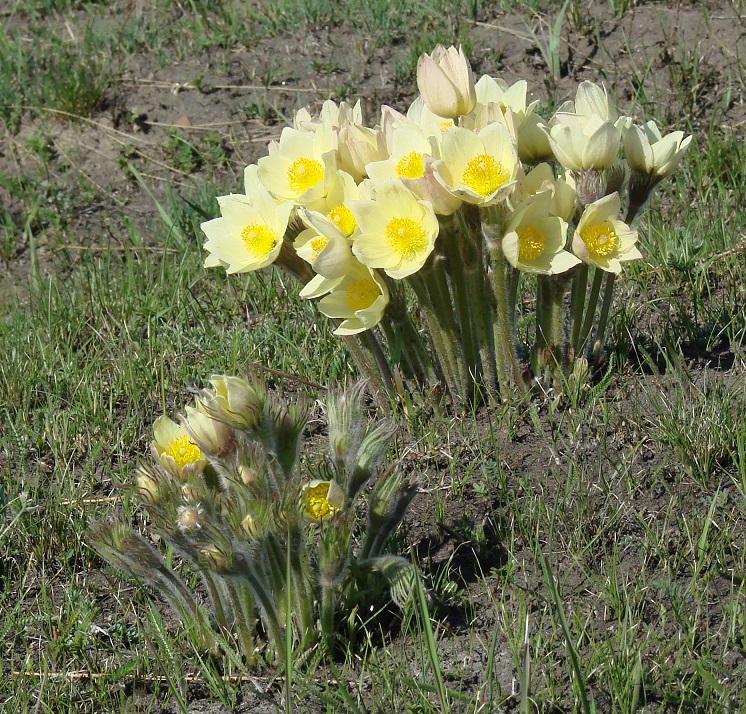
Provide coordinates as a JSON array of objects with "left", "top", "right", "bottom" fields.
[
  {"left": 570, "top": 265, "right": 588, "bottom": 354},
  {"left": 577, "top": 268, "right": 604, "bottom": 356},
  {"left": 320, "top": 583, "right": 336, "bottom": 655},
  {"left": 441, "top": 221, "right": 480, "bottom": 383},
  {"left": 340, "top": 334, "right": 390, "bottom": 404},
  {"left": 226, "top": 580, "right": 258, "bottom": 664},
  {"left": 592, "top": 272, "right": 616, "bottom": 358},
  {"left": 536, "top": 275, "right": 569, "bottom": 376},
  {"left": 409, "top": 270, "right": 465, "bottom": 401},
  {"left": 484, "top": 209, "right": 523, "bottom": 397}
]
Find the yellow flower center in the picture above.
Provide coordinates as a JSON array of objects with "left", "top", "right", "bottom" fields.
[
  {"left": 165, "top": 436, "right": 201, "bottom": 469},
  {"left": 580, "top": 221, "right": 619, "bottom": 258},
  {"left": 287, "top": 157, "right": 324, "bottom": 195},
  {"left": 345, "top": 278, "right": 380, "bottom": 311},
  {"left": 461, "top": 153, "right": 510, "bottom": 197},
  {"left": 517, "top": 225, "right": 545, "bottom": 262},
  {"left": 438, "top": 120, "right": 454, "bottom": 134},
  {"left": 396, "top": 151, "right": 425, "bottom": 179},
  {"left": 241, "top": 223, "right": 277, "bottom": 258},
  {"left": 326, "top": 205, "right": 357, "bottom": 237},
  {"left": 385, "top": 217, "right": 427, "bottom": 261},
  {"left": 310, "top": 235, "right": 329, "bottom": 261},
  {"left": 304, "top": 483, "right": 339, "bottom": 522}
]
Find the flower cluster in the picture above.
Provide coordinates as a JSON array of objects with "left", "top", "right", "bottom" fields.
[
  {"left": 93, "top": 379, "right": 418, "bottom": 663},
  {"left": 201, "top": 45, "right": 692, "bottom": 401}
]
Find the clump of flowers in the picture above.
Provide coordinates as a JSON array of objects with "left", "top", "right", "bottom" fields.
[
  {"left": 92, "top": 379, "right": 418, "bottom": 664},
  {"left": 200, "top": 47, "right": 692, "bottom": 402}
]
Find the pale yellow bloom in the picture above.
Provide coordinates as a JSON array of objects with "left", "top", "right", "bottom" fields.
[
  {"left": 182, "top": 402, "right": 233, "bottom": 456},
  {"left": 366, "top": 127, "right": 437, "bottom": 184},
  {"left": 572, "top": 193, "right": 641, "bottom": 273},
  {"left": 201, "top": 185, "right": 292, "bottom": 273},
  {"left": 338, "top": 122, "right": 384, "bottom": 182},
  {"left": 516, "top": 111, "right": 554, "bottom": 164},
  {"left": 502, "top": 192, "right": 580, "bottom": 275},
  {"left": 547, "top": 114, "right": 620, "bottom": 171},
  {"left": 433, "top": 123, "right": 518, "bottom": 205},
  {"left": 624, "top": 120, "right": 692, "bottom": 177},
  {"left": 317, "top": 260, "right": 389, "bottom": 335},
  {"left": 511, "top": 163, "right": 576, "bottom": 222},
  {"left": 198, "top": 375, "right": 263, "bottom": 431},
  {"left": 302, "top": 479, "right": 345, "bottom": 522},
  {"left": 405, "top": 97, "right": 456, "bottom": 147},
  {"left": 257, "top": 124, "right": 337, "bottom": 206},
  {"left": 152, "top": 415, "right": 205, "bottom": 480},
  {"left": 416, "top": 45, "right": 476, "bottom": 118},
  {"left": 350, "top": 179, "right": 439, "bottom": 278},
  {"left": 294, "top": 211, "right": 355, "bottom": 280}
]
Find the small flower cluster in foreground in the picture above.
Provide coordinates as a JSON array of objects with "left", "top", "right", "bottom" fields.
[
  {"left": 93, "top": 379, "right": 418, "bottom": 663},
  {"left": 201, "top": 45, "right": 692, "bottom": 402}
]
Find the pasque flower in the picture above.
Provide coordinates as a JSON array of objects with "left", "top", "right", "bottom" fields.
[
  {"left": 624, "top": 120, "right": 692, "bottom": 177},
  {"left": 201, "top": 185, "right": 293, "bottom": 273},
  {"left": 350, "top": 179, "right": 439, "bottom": 279},
  {"left": 572, "top": 192, "right": 641, "bottom": 273},
  {"left": 416, "top": 45, "right": 476, "bottom": 119},
  {"left": 152, "top": 415, "right": 206, "bottom": 480}
]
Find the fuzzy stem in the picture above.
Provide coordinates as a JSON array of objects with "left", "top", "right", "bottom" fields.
[
  {"left": 486, "top": 222, "right": 523, "bottom": 396},
  {"left": 441, "top": 222, "right": 480, "bottom": 383},
  {"left": 577, "top": 267, "right": 604, "bottom": 356},
  {"left": 321, "top": 583, "right": 336, "bottom": 655},
  {"left": 592, "top": 272, "right": 617, "bottom": 357},
  {"left": 570, "top": 265, "right": 588, "bottom": 354}
]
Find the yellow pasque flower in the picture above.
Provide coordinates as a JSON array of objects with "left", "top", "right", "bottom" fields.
[
  {"left": 510, "top": 163, "right": 576, "bottom": 222},
  {"left": 350, "top": 179, "right": 439, "bottom": 278},
  {"left": 294, "top": 211, "right": 355, "bottom": 280},
  {"left": 572, "top": 192, "right": 641, "bottom": 273},
  {"left": 404, "top": 97, "right": 456, "bottom": 147},
  {"left": 516, "top": 111, "right": 554, "bottom": 164},
  {"left": 416, "top": 44, "right": 476, "bottom": 119},
  {"left": 433, "top": 123, "right": 518, "bottom": 205},
  {"left": 302, "top": 479, "right": 345, "bottom": 523},
  {"left": 547, "top": 113, "right": 620, "bottom": 171},
  {"left": 257, "top": 123, "right": 337, "bottom": 206},
  {"left": 502, "top": 192, "right": 580, "bottom": 275},
  {"left": 338, "top": 122, "right": 384, "bottom": 182},
  {"left": 473, "top": 76, "right": 539, "bottom": 135},
  {"left": 317, "top": 260, "right": 389, "bottom": 335},
  {"left": 624, "top": 120, "right": 692, "bottom": 177},
  {"left": 366, "top": 127, "right": 436, "bottom": 183},
  {"left": 152, "top": 415, "right": 206, "bottom": 480},
  {"left": 201, "top": 184, "right": 292, "bottom": 273},
  {"left": 294, "top": 99, "right": 363, "bottom": 132},
  {"left": 199, "top": 375, "right": 263, "bottom": 431},
  {"left": 182, "top": 402, "right": 233, "bottom": 456}
]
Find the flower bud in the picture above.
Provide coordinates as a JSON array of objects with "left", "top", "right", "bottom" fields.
[
  {"left": 177, "top": 504, "right": 203, "bottom": 533},
  {"left": 416, "top": 45, "right": 476, "bottom": 119},
  {"left": 199, "top": 375, "right": 263, "bottom": 431},
  {"left": 182, "top": 403, "right": 234, "bottom": 457},
  {"left": 199, "top": 543, "right": 233, "bottom": 573},
  {"left": 135, "top": 466, "right": 161, "bottom": 504}
]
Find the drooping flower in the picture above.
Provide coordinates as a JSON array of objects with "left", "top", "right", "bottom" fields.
[
  {"left": 572, "top": 192, "right": 641, "bottom": 273},
  {"left": 433, "top": 123, "right": 518, "bottom": 205},
  {"left": 316, "top": 260, "right": 390, "bottom": 335},
  {"left": 502, "top": 192, "right": 580, "bottom": 275},
  {"left": 302, "top": 479, "right": 345, "bottom": 523},
  {"left": 201, "top": 185, "right": 293, "bottom": 273},
  {"left": 152, "top": 415, "right": 206, "bottom": 480},
  {"left": 350, "top": 179, "right": 439, "bottom": 278},
  {"left": 416, "top": 45, "right": 476, "bottom": 119}
]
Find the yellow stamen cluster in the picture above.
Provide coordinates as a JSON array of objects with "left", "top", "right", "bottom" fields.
[
  {"left": 580, "top": 221, "right": 619, "bottom": 258},
  {"left": 241, "top": 223, "right": 277, "bottom": 258},
  {"left": 326, "top": 205, "right": 357, "bottom": 236},
  {"left": 396, "top": 152, "right": 425, "bottom": 179},
  {"left": 310, "top": 235, "right": 329, "bottom": 261},
  {"left": 517, "top": 225, "right": 545, "bottom": 261},
  {"left": 345, "top": 278, "right": 380, "bottom": 311},
  {"left": 288, "top": 157, "right": 324, "bottom": 194},
  {"left": 304, "top": 483, "right": 339, "bottom": 521},
  {"left": 385, "top": 217, "right": 427, "bottom": 260},
  {"left": 165, "top": 436, "right": 202, "bottom": 469},
  {"left": 461, "top": 154, "right": 509, "bottom": 197}
]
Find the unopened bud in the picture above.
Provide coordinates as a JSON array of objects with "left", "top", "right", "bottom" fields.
[
  {"left": 182, "top": 404, "right": 234, "bottom": 456},
  {"left": 199, "top": 544, "right": 232, "bottom": 573},
  {"left": 199, "top": 375, "right": 263, "bottom": 431},
  {"left": 135, "top": 467, "right": 161, "bottom": 504},
  {"left": 181, "top": 483, "right": 201, "bottom": 504},
  {"left": 177, "top": 504, "right": 203, "bottom": 532}
]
